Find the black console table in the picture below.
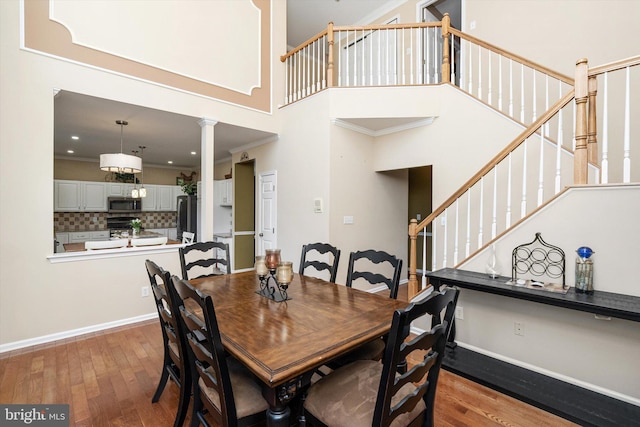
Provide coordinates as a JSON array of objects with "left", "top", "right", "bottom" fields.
[
  {"left": 426, "top": 268, "right": 640, "bottom": 427},
  {"left": 427, "top": 268, "right": 640, "bottom": 324}
]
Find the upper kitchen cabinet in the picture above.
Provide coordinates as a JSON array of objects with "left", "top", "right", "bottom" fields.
[
  {"left": 108, "top": 182, "right": 136, "bottom": 197},
  {"left": 54, "top": 180, "right": 107, "bottom": 212},
  {"left": 141, "top": 184, "right": 175, "bottom": 211},
  {"left": 216, "top": 179, "right": 233, "bottom": 206}
]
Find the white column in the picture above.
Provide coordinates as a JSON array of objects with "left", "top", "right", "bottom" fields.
[{"left": 198, "top": 118, "right": 217, "bottom": 242}]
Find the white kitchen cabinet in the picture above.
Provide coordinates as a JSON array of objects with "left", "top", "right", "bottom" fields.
[
  {"left": 214, "top": 235, "right": 233, "bottom": 273},
  {"left": 54, "top": 180, "right": 107, "bottom": 212},
  {"left": 146, "top": 228, "right": 168, "bottom": 237},
  {"left": 68, "top": 230, "right": 109, "bottom": 243},
  {"left": 55, "top": 232, "right": 69, "bottom": 253},
  {"left": 167, "top": 228, "right": 178, "bottom": 240},
  {"left": 108, "top": 182, "right": 136, "bottom": 197},
  {"left": 173, "top": 185, "right": 187, "bottom": 211},
  {"left": 145, "top": 228, "right": 177, "bottom": 240},
  {"left": 142, "top": 185, "right": 175, "bottom": 211},
  {"left": 215, "top": 179, "right": 233, "bottom": 206},
  {"left": 222, "top": 179, "right": 232, "bottom": 206}
]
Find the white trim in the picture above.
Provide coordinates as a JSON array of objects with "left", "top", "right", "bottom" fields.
[
  {"left": 331, "top": 117, "right": 435, "bottom": 137},
  {"left": 407, "top": 323, "right": 640, "bottom": 407},
  {"left": 48, "top": 244, "right": 181, "bottom": 263},
  {"left": 229, "top": 135, "right": 279, "bottom": 155},
  {"left": 47, "top": 1, "right": 261, "bottom": 96},
  {"left": 0, "top": 313, "right": 157, "bottom": 354}
]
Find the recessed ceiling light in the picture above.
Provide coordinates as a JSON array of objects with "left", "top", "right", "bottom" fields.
[
  {"left": 167, "top": 160, "right": 173, "bottom": 164},
  {"left": 71, "top": 136, "right": 79, "bottom": 140},
  {"left": 191, "top": 151, "right": 197, "bottom": 155},
  {"left": 67, "top": 149, "right": 74, "bottom": 154}
]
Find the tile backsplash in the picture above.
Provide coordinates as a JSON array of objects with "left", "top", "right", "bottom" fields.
[{"left": 54, "top": 211, "right": 177, "bottom": 232}]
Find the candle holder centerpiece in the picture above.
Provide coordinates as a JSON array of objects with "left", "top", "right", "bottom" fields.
[{"left": 255, "top": 249, "right": 293, "bottom": 302}]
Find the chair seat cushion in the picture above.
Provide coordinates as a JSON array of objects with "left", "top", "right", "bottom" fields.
[
  {"left": 200, "top": 358, "right": 269, "bottom": 419},
  {"left": 304, "top": 360, "right": 425, "bottom": 427},
  {"left": 330, "top": 338, "right": 385, "bottom": 367}
]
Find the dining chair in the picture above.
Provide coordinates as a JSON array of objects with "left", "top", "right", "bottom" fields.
[
  {"left": 144, "top": 260, "right": 191, "bottom": 427},
  {"left": 85, "top": 238, "right": 128, "bottom": 250},
  {"left": 301, "top": 289, "right": 455, "bottom": 427},
  {"left": 345, "top": 249, "right": 403, "bottom": 299},
  {"left": 170, "top": 276, "right": 269, "bottom": 427},
  {"left": 299, "top": 242, "right": 341, "bottom": 283},
  {"left": 179, "top": 241, "right": 231, "bottom": 280},
  {"left": 131, "top": 236, "right": 168, "bottom": 246},
  {"left": 182, "top": 231, "right": 195, "bottom": 244},
  {"left": 331, "top": 249, "right": 403, "bottom": 365}
]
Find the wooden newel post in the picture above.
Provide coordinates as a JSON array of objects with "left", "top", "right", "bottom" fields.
[
  {"left": 587, "top": 75, "right": 598, "bottom": 165},
  {"left": 408, "top": 219, "right": 419, "bottom": 299},
  {"left": 327, "top": 22, "right": 334, "bottom": 88},
  {"left": 574, "top": 58, "right": 589, "bottom": 184},
  {"left": 441, "top": 13, "right": 451, "bottom": 84}
]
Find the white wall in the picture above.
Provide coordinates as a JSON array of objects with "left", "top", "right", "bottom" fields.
[
  {"left": 464, "top": 0, "right": 640, "bottom": 75},
  {"left": 373, "top": 85, "right": 524, "bottom": 207},
  {"left": 329, "top": 124, "right": 408, "bottom": 286},
  {"left": 0, "top": 0, "right": 286, "bottom": 346},
  {"left": 455, "top": 186, "right": 640, "bottom": 402}
]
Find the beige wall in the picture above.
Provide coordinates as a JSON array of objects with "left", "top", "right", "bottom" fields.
[
  {"left": 54, "top": 158, "right": 200, "bottom": 185},
  {"left": 329, "top": 124, "right": 408, "bottom": 287},
  {"left": 0, "top": 0, "right": 285, "bottom": 346},
  {"left": 2, "top": 0, "right": 639, "bottom": 405},
  {"left": 464, "top": 0, "right": 640, "bottom": 75},
  {"left": 457, "top": 186, "right": 640, "bottom": 401}
]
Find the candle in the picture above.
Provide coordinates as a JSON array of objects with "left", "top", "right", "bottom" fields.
[
  {"left": 265, "top": 249, "right": 281, "bottom": 270},
  {"left": 255, "top": 256, "right": 268, "bottom": 276},
  {"left": 276, "top": 261, "right": 293, "bottom": 284}
]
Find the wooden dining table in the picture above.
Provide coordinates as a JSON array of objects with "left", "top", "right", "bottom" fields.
[{"left": 189, "top": 270, "right": 407, "bottom": 427}]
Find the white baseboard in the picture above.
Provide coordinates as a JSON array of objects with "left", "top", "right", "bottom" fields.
[
  {"left": 0, "top": 312, "right": 157, "bottom": 354},
  {"left": 407, "top": 325, "right": 640, "bottom": 407}
]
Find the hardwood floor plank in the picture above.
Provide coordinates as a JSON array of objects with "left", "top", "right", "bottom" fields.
[
  {"left": 70, "top": 383, "right": 91, "bottom": 424},
  {"left": 0, "top": 318, "right": 582, "bottom": 427}
]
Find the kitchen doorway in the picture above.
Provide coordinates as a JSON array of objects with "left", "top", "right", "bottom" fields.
[{"left": 233, "top": 160, "right": 256, "bottom": 270}]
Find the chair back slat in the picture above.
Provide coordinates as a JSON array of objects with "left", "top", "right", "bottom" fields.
[
  {"left": 373, "top": 287, "right": 459, "bottom": 427},
  {"left": 171, "top": 275, "right": 237, "bottom": 425},
  {"left": 346, "top": 249, "right": 402, "bottom": 299},
  {"left": 299, "top": 242, "right": 341, "bottom": 283},
  {"left": 144, "top": 260, "right": 191, "bottom": 427},
  {"left": 179, "top": 241, "right": 231, "bottom": 280}
]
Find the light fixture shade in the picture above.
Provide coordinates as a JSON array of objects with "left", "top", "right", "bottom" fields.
[
  {"left": 139, "top": 187, "right": 147, "bottom": 198},
  {"left": 100, "top": 153, "right": 142, "bottom": 174},
  {"left": 131, "top": 188, "right": 139, "bottom": 198}
]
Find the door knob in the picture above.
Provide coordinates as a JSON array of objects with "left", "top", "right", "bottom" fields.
[{"left": 259, "top": 233, "right": 264, "bottom": 237}]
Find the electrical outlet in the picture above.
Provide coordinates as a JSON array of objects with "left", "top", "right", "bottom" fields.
[
  {"left": 514, "top": 321, "right": 524, "bottom": 336},
  {"left": 141, "top": 286, "right": 150, "bottom": 298},
  {"left": 455, "top": 306, "right": 464, "bottom": 320}
]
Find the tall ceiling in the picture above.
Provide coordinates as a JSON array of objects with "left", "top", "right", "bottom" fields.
[{"left": 55, "top": 0, "right": 459, "bottom": 169}]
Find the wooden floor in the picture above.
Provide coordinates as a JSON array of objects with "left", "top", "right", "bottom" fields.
[{"left": 0, "top": 317, "right": 576, "bottom": 427}]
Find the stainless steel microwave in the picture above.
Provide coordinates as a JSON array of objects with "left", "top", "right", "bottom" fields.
[{"left": 108, "top": 197, "right": 142, "bottom": 213}]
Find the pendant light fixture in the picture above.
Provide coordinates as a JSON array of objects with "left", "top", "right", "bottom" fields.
[
  {"left": 132, "top": 145, "right": 147, "bottom": 198},
  {"left": 100, "top": 120, "right": 142, "bottom": 174},
  {"left": 131, "top": 149, "right": 140, "bottom": 198}
]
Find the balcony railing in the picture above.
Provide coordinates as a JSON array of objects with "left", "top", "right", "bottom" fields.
[{"left": 281, "top": 16, "right": 640, "bottom": 299}]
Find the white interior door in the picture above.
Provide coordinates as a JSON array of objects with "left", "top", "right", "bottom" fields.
[{"left": 258, "top": 171, "right": 277, "bottom": 254}]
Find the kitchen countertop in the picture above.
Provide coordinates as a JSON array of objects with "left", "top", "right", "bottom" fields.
[{"left": 63, "top": 239, "right": 181, "bottom": 252}]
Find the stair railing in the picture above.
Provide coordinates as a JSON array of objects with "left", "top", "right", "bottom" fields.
[
  {"left": 408, "top": 91, "right": 580, "bottom": 297},
  {"left": 447, "top": 27, "right": 573, "bottom": 127},
  {"left": 575, "top": 56, "right": 640, "bottom": 184},
  {"left": 280, "top": 15, "right": 574, "bottom": 130}
]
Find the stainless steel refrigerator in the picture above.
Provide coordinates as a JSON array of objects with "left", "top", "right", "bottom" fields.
[{"left": 176, "top": 195, "right": 197, "bottom": 242}]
